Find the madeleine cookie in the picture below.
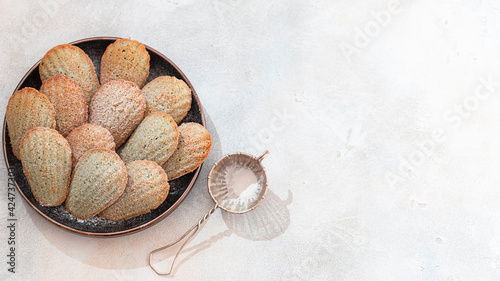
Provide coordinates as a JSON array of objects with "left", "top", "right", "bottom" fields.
[
  {"left": 162, "top": 123, "right": 211, "bottom": 180},
  {"left": 66, "top": 123, "right": 116, "bottom": 169},
  {"left": 100, "top": 39, "right": 150, "bottom": 88},
  {"left": 142, "top": 76, "right": 192, "bottom": 123},
  {"left": 65, "top": 148, "right": 127, "bottom": 219},
  {"left": 100, "top": 160, "right": 169, "bottom": 220},
  {"left": 39, "top": 44, "right": 100, "bottom": 104},
  {"left": 39, "top": 75, "right": 88, "bottom": 137},
  {"left": 20, "top": 127, "right": 72, "bottom": 206},
  {"left": 6, "top": 87, "right": 56, "bottom": 159},
  {"left": 89, "top": 79, "right": 146, "bottom": 147},
  {"left": 119, "top": 112, "right": 179, "bottom": 165}
]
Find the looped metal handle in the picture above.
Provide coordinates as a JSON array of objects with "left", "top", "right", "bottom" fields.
[
  {"left": 149, "top": 203, "right": 219, "bottom": 275},
  {"left": 257, "top": 150, "right": 269, "bottom": 162}
]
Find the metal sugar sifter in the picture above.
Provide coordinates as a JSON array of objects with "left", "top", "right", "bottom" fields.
[{"left": 149, "top": 150, "right": 269, "bottom": 275}]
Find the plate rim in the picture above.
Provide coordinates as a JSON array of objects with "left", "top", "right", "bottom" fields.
[{"left": 2, "top": 36, "right": 205, "bottom": 237}]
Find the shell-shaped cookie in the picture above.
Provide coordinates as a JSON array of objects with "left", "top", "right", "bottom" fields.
[
  {"left": 66, "top": 123, "right": 116, "bottom": 169},
  {"left": 6, "top": 87, "right": 56, "bottom": 159},
  {"left": 161, "top": 123, "right": 212, "bottom": 180},
  {"left": 88, "top": 79, "right": 146, "bottom": 147},
  {"left": 142, "top": 76, "right": 192, "bottom": 123},
  {"left": 100, "top": 160, "right": 170, "bottom": 220},
  {"left": 39, "top": 75, "right": 88, "bottom": 137},
  {"left": 19, "top": 127, "right": 72, "bottom": 206},
  {"left": 39, "top": 44, "right": 100, "bottom": 104},
  {"left": 65, "top": 148, "right": 127, "bottom": 219},
  {"left": 119, "top": 112, "right": 179, "bottom": 165},
  {"left": 100, "top": 39, "right": 150, "bottom": 88}
]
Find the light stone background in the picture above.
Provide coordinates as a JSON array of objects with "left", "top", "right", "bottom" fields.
[{"left": 1, "top": 0, "right": 500, "bottom": 280}]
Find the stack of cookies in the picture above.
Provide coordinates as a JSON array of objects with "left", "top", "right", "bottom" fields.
[{"left": 6, "top": 39, "right": 212, "bottom": 220}]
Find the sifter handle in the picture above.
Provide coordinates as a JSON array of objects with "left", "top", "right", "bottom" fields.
[
  {"left": 257, "top": 150, "right": 269, "bottom": 162},
  {"left": 149, "top": 203, "right": 219, "bottom": 275}
]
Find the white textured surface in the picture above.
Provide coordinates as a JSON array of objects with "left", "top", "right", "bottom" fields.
[{"left": 1, "top": 0, "right": 500, "bottom": 280}]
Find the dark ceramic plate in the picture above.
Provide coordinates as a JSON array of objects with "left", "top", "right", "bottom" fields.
[{"left": 2, "top": 37, "right": 205, "bottom": 236}]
